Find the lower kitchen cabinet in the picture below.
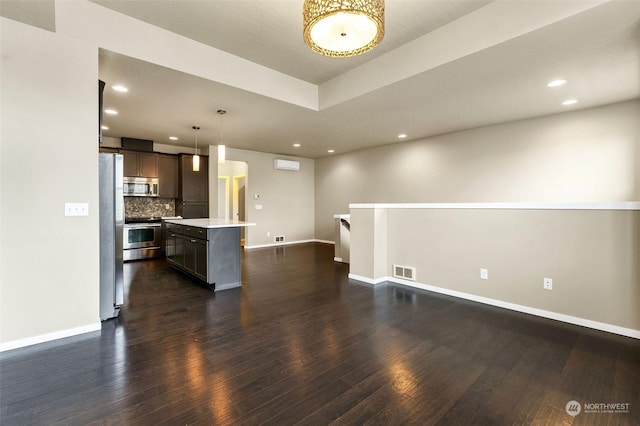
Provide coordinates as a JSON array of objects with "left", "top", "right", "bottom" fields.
[{"left": 164, "top": 222, "right": 241, "bottom": 291}]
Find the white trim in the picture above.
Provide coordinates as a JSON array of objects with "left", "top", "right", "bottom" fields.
[
  {"left": 0, "top": 322, "right": 102, "bottom": 353},
  {"left": 244, "top": 239, "right": 331, "bottom": 250},
  {"left": 348, "top": 275, "right": 640, "bottom": 339},
  {"left": 334, "top": 257, "right": 343, "bottom": 262},
  {"left": 315, "top": 239, "right": 335, "bottom": 245},
  {"left": 347, "top": 273, "right": 387, "bottom": 285},
  {"left": 349, "top": 202, "right": 640, "bottom": 211},
  {"left": 333, "top": 214, "right": 351, "bottom": 219}
]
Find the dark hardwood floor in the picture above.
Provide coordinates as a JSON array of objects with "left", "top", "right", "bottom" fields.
[{"left": 1, "top": 243, "right": 639, "bottom": 425}]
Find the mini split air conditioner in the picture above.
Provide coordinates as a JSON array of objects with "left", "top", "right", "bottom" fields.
[{"left": 274, "top": 159, "right": 300, "bottom": 171}]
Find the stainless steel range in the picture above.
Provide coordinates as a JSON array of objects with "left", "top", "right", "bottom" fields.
[{"left": 123, "top": 217, "right": 162, "bottom": 261}]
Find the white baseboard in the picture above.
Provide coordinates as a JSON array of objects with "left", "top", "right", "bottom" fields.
[
  {"left": 315, "top": 239, "right": 335, "bottom": 245},
  {"left": 0, "top": 322, "right": 102, "bottom": 352},
  {"left": 348, "top": 273, "right": 388, "bottom": 285},
  {"left": 245, "top": 239, "right": 333, "bottom": 250},
  {"left": 348, "top": 275, "right": 640, "bottom": 340}
]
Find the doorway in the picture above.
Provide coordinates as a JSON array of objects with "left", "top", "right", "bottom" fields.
[{"left": 218, "top": 160, "right": 248, "bottom": 245}]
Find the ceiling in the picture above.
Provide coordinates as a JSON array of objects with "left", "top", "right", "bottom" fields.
[{"left": 3, "top": 1, "right": 640, "bottom": 158}]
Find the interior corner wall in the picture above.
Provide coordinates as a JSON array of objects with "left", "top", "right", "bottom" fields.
[
  {"left": 314, "top": 99, "right": 640, "bottom": 241},
  {"left": 226, "top": 148, "right": 315, "bottom": 247},
  {"left": 1, "top": 18, "right": 100, "bottom": 346}
]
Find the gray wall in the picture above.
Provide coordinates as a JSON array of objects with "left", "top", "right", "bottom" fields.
[
  {"left": 1, "top": 18, "right": 100, "bottom": 346},
  {"left": 226, "top": 148, "right": 315, "bottom": 247},
  {"left": 350, "top": 206, "right": 640, "bottom": 333},
  {"left": 315, "top": 100, "right": 640, "bottom": 241}
]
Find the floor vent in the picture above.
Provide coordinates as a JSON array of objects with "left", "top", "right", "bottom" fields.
[
  {"left": 275, "top": 235, "right": 285, "bottom": 243},
  {"left": 393, "top": 264, "right": 416, "bottom": 281}
]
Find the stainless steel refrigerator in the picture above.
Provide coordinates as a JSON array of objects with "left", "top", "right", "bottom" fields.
[{"left": 99, "top": 153, "right": 124, "bottom": 320}]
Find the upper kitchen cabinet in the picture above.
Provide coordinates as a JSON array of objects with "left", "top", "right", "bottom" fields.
[
  {"left": 122, "top": 150, "right": 158, "bottom": 178},
  {"left": 158, "top": 154, "right": 178, "bottom": 198},
  {"left": 179, "top": 154, "right": 208, "bottom": 202}
]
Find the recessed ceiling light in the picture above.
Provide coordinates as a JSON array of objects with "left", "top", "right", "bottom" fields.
[
  {"left": 293, "top": 143, "right": 301, "bottom": 147},
  {"left": 104, "top": 109, "right": 118, "bottom": 115},
  {"left": 328, "top": 149, "right": 335, "bottom": 153},
  {"left": 398, "top": 133, "right": 407, "bottom": 139},
  {"left": 112, "top": 85, "right": 129, "bottom": 93},
  {"left": 101, "top": 125, "right": 109, "bottom": 130},
  {"left": 547, "top": 79, "right": 567, "bottom": 88},
  {"left": 169, "top": 136, "right": 178, "bottom": 141},
  {"left": 562, "top": 99, "right": 578, "bottom": 105}
]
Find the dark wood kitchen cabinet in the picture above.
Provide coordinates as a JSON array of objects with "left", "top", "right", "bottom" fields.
[
  {"left": 164, "top": 220, "right": 243, "bottom": 291},
  {"left": 121, "top": 150, "right": 158, "bottom": 177},
  {"left": 165, "top": 223, "right": 209, "bottom": 283},
  {"left": 178, "top": 154, "right": 208, "bottom": 201},
  {"left": 176, "top": 154, "right": 208, "bottom": 218},
  {"left": 157, "top": 154, "right": 178, "bottom": 198}
]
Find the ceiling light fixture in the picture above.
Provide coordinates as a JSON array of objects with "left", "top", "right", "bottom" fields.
[
  {"left": 101, "top": 125, "right": 109, "bottom": 130},
  {"left": 169, "top": 136, "right": 178, "bottom": 141},
  {"left": 398, "top": 133, "right": 407, "bottom": 139},
  {"left": 112, "top": 85, "right": 129, "bottom": 92},
  {"left": 547, "top": 79, "right": 567, "bottom": 88},
  {"left": 192, "top": 125, "right": 200, "bottom": 172},
  {"left": 562, "top": 99, "right": 578, "bottom": 105},
  {"left": 328, "top": 149, "right": 335, "bottom": 153},
  {"left": 104, "top": 109, "right": 118, "bottom": 115},
  {"left": 303, "top": 0, "right": 385, "bottom": 58},
  {"left": 217, "top": 109, "right": 226, "bottom": 164},
  {"left": 293, "top": 143, "right": 301, "bottom": 147}
]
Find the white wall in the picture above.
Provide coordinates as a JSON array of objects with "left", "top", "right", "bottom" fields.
[
  {"left": 226, "top": 148, "right": 315, "bottom": 248},
  {"left": 315, "top": 100, "right": 640, "bottom": 241},
  {"left": 1, "top": 18, "right": 100, "bottom": 348}
]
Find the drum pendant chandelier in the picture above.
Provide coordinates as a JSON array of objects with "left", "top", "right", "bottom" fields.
[{"left": 303, "top": 0, "right": 385, "bottom": 57}]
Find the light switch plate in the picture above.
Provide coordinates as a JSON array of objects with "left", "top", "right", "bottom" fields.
[
  {"left": 255, "top": 204, "right": 263, "bottom": 210},
  {"left": 65, "top": 203, "right": 89, "bottom": 216},
  {"left": 480, "top": 268, "right": 488, "bottom": 280}
]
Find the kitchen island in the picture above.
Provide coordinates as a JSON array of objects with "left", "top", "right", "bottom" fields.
[{"left": 163, "top": 218, "right": 255, "bottom": 291}]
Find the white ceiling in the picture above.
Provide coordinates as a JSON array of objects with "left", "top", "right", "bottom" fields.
[{"left": 3, "top": 1, "right": 640, "bottom": 158}]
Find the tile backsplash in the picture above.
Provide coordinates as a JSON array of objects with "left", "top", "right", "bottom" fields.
[{"left": 125, "top": 197, "right": 175, "bottom": 218}]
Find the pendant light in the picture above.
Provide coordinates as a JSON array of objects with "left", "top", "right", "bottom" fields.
[
  {"left": 217, "top": 109, "right": 226, "bottom": 164},
  {"left": 303, "top": 0, "right": 385, "bottom": 57},
  {"left": 192, "top": 125, "right": 200, "bottom": 172}
]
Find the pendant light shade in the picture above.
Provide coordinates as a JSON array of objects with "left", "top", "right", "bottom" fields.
[
  {"left": 217, "top": 109, "right": 226, "bottom": 164},
  {"left": 303, "top": 0, "right": 385, "bottom": 57},
  {"left": 192, "top": 125, "right": 200, "bottom": 172}
]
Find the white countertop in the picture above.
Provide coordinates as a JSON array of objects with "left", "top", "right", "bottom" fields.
[{"left": 164, "top": 218, "right": 256, "bottom": 228}]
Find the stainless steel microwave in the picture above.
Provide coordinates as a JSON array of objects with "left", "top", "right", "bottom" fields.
[{"left": 123, "top": 177, "right": 159, "bottom": 197}]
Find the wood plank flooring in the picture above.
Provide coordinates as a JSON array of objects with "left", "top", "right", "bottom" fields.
[{"left": 1, "top": 243, "right": 639, "bottom": 425}]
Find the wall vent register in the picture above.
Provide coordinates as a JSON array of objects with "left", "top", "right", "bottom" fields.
[{"left": 393, "top": 264, "right": 416, "bottom": 281}]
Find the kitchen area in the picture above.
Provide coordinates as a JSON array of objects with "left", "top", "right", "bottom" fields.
[{"left": 99, "top": 136, "right": 254, "bottom": 321}]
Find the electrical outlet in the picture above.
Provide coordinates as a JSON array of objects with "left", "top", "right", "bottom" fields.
[
  {"left": 480, "top": 268, "right": 488, "bottom": 280},
  {"left": 275, "top": 235, "right": 285, "bottom": 243},
  {"left": 267, "top": 232, "right": 271, "bottom": 237},
  {"left": 543, "top": 277, "right": 553, "bottom": 290}
]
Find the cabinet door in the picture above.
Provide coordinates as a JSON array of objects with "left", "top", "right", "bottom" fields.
[
  {"left": 121, "top": 150, "right": 139, "bottom": 177},
  {"left": 194, "top": 239, "right": 208, "bottom": 282},
  {"left": 165, "top": 231, "right": 175, "bottom": 261},
  {"left": 138, "top": 152, "right": 158, "bottom": 177},
  {"left": 158, "top": 154, "right": 178, "bottom": 198},
  {"left": 179, "top": 155, "right": 208, "bottom": 202},
  {"left": 173, "top": 233, "right": 185, "bottom": 267},
  {"left": 183, "top": 237, "right": 196, "bottom": 274}
]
